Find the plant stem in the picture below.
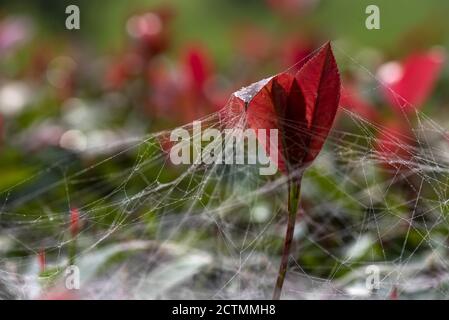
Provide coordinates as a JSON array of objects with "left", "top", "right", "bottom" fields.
[
  {"left": 272, "top": 178, "right": 301, "bottom": 300},
  {"left": 69, "top": 236, "right": 77, "bottom": 266}
]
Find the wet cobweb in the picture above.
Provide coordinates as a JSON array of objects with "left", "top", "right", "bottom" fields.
[{"left": 2, "top": 44, "right": 449, "bottom": 300}]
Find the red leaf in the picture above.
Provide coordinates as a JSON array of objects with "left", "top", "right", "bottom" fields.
[
  {"left": 38, "top": 249, "right": 46, "bottom": 273},
  {"left": 128, "top": 8, "right": 172, "bottom": 58},
  {"left": 390, "top": 286, "right": 398, "bottom": 300},
  {"left": 70, "top": 207, "right": 80, "bottom": 237},
  {"left": 296, "top": 42, "right": 341, "bottom": 163},
  {"left": 104, "top": 53, "right": 143, "bottom": 90},
  {"left": 375, "top": 121, "right": 414, "bottom": 171},
  {"left": 183, "top": 46, "right": 212, "bottom": 95},
  {"left": 378, "top": 49, "right": 445, "bottom": 112},
  {"left": 246, "top": 74, "right": 305, "bottom": 172},
  {"left": 339, "top": 84, "right": 380, "bottom": 121},
  {"left": 280, "top": 37, "right": 314, "bottom": 69},
  {"left": 243, "top": 42, "right": 341, "bottom": 174}
]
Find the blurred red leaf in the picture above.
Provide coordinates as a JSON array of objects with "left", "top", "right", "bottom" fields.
[
  {"left": 234, "top": 25, "right": 274, "bottom": 62},
  {"left": 266, "top": 0, "right": 317, "bottom": 16},
  {"left": 38, "top": 249, "right": 45, "bottom": 273},
  {"left": 379, "top": 49, "right": 445, "bottom": 112},
  {"left": 390, "top": 286, "right": 398, "bottom": 300},
  {"left": 180, "top": 46, "right": 215, "bottom": 121},
  {"left": 104, "top": 53, "right": 143, "bottom": 90},
  {"left": 280, "top": 37, "right": 314, "bottom": 69},
  {"left": 70, "top": 207, "right": 80, "bottom": 237},
  {"left": 146, "top": 46, "right": 220, "bottom": 124},
  {"left": 183, "top": 46, "right": 212, "bottom": 95},
  {"left": 339, "top": 84, "right": 380, "bottom": 121},
  {"left": 376, "top": 121, "right": 414, "bottom": 171},
  {"left": 39, "top": 289, "right": 79, "bottom": 300},
  {"left": 244, "top": 42, "right": 341, "bottom": 174},
  {"left": 127, "top": 7, "right": 173, "bottom": 58}
]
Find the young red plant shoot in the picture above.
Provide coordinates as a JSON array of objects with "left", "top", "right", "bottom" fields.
[{"left": 237, "top": 42, "right": 340, "bottom": 299}]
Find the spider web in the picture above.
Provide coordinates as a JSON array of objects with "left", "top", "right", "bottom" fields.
[{"left": 1, "top": 44, "right": 449, "bottom": 300}]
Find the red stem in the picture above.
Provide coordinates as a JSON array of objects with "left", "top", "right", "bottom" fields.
[{"left": 272, "top": 179, "right": 301, "bottom": 300}]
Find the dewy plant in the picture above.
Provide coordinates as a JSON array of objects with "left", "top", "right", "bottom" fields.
[{"left": 227, "top": 42, "right": 341, "bottom": 299}]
